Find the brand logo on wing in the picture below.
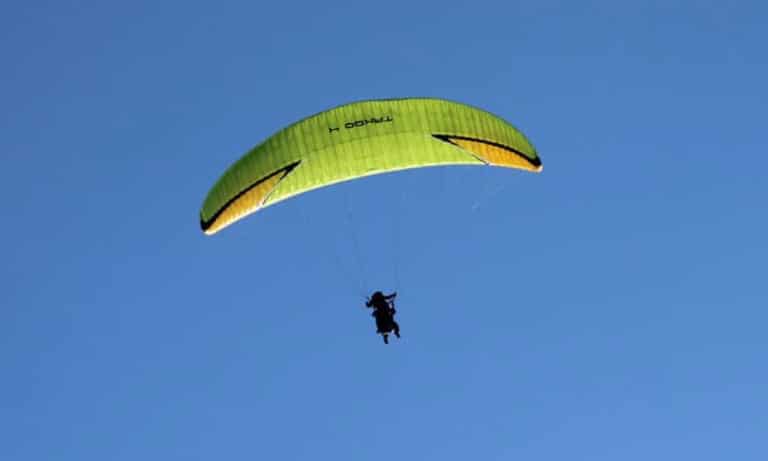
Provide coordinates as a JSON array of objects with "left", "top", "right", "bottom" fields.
[{"left": 329, "top": 115, "right": 393, "bottom": 133}]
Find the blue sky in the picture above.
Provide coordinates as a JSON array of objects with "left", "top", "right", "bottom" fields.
[{"left": 2, "top": 1, "right": 767, "bottom": 460}]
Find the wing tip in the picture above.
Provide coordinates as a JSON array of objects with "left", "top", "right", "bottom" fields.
[
  {"left": 198, "top": 160, "right": 302, "bottom": 236},
  {"left": 200, "top": 215, "right": 217, "bottom": 236},
  {"left": 433, "top": 134, "right": 543, "bottom": 172}
]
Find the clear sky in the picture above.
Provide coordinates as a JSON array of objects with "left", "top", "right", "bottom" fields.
[{"left": 2, "top": 1, "right": 767, "bottom": 460}]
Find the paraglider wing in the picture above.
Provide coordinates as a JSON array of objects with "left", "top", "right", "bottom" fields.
[{"left": 200, "top": 98, "right": 542, "bottom": 235}]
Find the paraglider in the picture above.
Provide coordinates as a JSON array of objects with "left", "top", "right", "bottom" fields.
[{"left": 199, "top": 97, "right": 542, "bottom": 343}]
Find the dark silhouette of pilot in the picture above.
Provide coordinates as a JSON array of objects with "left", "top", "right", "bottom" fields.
[{"left": 366, "top": 291, "right": 400, "bottom": 344}]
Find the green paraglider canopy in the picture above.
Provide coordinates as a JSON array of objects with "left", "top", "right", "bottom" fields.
[{"left": 200, "top": 97, "right": 542, "bottom": 235}]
